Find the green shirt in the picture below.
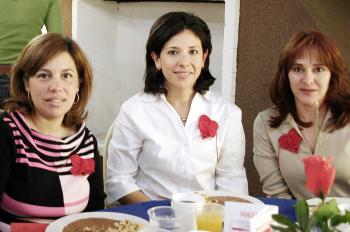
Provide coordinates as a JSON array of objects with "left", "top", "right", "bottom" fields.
[{"left": 0, "top": 0, "right": 63, "bottom": 64}]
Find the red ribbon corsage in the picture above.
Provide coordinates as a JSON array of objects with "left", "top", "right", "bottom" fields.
[
  {"left": 70, "top": 154, "right": 95, "bottom": 176},
  {"left": 198, "top": 115, "right": 218, "bottom": 139},
  {"left": 278, "top": 128, "right": 302, "bottom": 153}
]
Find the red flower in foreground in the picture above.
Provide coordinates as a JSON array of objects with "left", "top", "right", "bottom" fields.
[
  {"left": 278, "top": 128, "right": 302, "bottom": 153},
  {"left": 70, "top": 154, "right": 95, "bottom": 176},
  {"left": 303, "top": 155, "right": 335, "bottom": 197},
  {"left": 198, "top": 115, "right": 218, "bottom": 139}
]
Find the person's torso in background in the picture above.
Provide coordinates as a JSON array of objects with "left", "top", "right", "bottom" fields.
[{"left": 0, "top": 0, "right": 62, "bottom": 64}]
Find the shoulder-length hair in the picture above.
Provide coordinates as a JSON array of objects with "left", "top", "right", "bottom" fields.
[
  {"left": 144, "top": 11, "right": 215, "bottom": 95},
  {"left": 3, "top": 32, "right": 93, "bottom": 129},
  {"left": 269, "top": 30, "right": 350, "bottom": 131}
]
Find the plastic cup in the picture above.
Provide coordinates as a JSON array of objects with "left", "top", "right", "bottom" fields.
[
  {"left": 196, "top": 203, "right": 224, "bottom": 232},
  {"left": 171, "top": 192, "right": 205, "bottom": 230},
  {"left": 171, "top": 192, "right": 205, "bottom": 211},
  {"left": 147, "top": 206, "right": 185, "bottom": 232}
]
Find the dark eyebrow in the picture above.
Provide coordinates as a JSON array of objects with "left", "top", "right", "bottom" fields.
[
  {"left": 165, "top": 46, "right": 201, "bottom": 50},
  {"left": 37, "top": 68, "right": 75, "bottom": 73},
  {"left": 62, "top": 68, "right": 75, "bottom": 72},
  {"left": 166, "top": 46, "right": 179, "bottom": 50},
  {"left": 37, "top": 68, "right": 51, "bottom": 73}
]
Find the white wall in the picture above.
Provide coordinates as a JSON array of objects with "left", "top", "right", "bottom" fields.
[{"left": 73, "top": 0, "right": 239, "bottom": 142}]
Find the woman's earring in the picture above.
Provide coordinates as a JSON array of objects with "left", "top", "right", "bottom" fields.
[
  {"left": 156, "top": 64, "right": 161, "bottom": 71},
  {"left": 74, "top": 92, "right": 79, "bottom": 104},
  {"left": 27, "top": 92, "right": 31, "bottom": 102}
]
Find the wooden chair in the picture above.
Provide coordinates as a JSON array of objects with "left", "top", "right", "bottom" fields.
[{"left": 102, "top": 118, "right": 118, "bottom": 207}]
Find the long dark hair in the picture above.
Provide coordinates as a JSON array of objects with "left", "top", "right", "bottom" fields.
[
  {"left": 269, "top": 30, "right": 350, "bottom": 131},
  {"left": 144, "top": 11, "right": 215, "bottom": 95}
]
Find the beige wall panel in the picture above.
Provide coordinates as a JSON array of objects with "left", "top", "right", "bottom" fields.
[
  {"left": 60, "top": 0, "right": 72, "bottom": 37},
  {"left": 303, "top": 0, "right": 350, "bottom": 68}
]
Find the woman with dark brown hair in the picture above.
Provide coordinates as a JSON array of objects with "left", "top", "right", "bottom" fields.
[
  {"left": 253, "top": 30, "right": 350, "bottom": 199},
  {"left": 107, "top": 12, "right": 247, "bottom": 205},
  {"left": 0, "top": 33, "right": 105, "bottom": 230}
]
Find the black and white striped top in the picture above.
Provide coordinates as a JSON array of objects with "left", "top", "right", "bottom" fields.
[{"left": 0, "top": 111, "right": 105, "bottom": 224}]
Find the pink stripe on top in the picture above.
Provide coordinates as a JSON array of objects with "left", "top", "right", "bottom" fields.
[
  {"left": 1, "top": 193, "right": 65, "bottom": 217},
  {"left": 33, "top": 139, "right": 62, "bottom": 150},
  {"left": 64, "top": 196, "right": 89, "bottom": 207},
  {"left": 30, "top": 120, "right": 86, "bottom": 144},
  {"left": 15, "top": 158, "right": 58, "bottom": 172},
  {"left": 8, "top": 113, "right": 60, "bottom": 157},
  {"left": 16, "top": 149, "right": 57, "bottom": 166},
  {"left": 12, "top": 112, "right": 86, "bottom": 156}
]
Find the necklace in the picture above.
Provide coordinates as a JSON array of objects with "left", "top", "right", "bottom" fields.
[{"left": 181, "top": 118, "right": 187, "bottom": 125}]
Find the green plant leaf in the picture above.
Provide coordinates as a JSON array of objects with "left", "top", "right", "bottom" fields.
[
  {"left": 295, "top": 200, "right": 309, "bottom": 231},
  {"left": 314, "top": 199, "right": 340, "bottom": 221},
  {"left": 306, "top": 214, "right": 318, "bottom": 231},
  {"left": 331, "top": 215, "right": 345, "bottom": 227},
  {"left": 343, "top": 211, "right": 350, "bottom": 222},
  {"left": 330, "top": 211, "right": 350, "bottom": 227},
  {"left": 317, "top": 220, "right": 331, "bottom": 232},
  {"left": 271, "top": 224, "right": 297, "bottom": 232},
  {"left": 272, "top": 214, "right": 298, "bottom": 229}
]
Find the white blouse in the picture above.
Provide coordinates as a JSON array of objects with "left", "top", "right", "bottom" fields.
[{"left": 106, "top": 91, "right": 248, "bottom": 204}]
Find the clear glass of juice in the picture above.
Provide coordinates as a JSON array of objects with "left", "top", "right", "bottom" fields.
[{"left": 196, "top": 203, "right": 224, "bottom": 232}]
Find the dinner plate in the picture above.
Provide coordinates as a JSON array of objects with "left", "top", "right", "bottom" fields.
[
  {"left": 306, "top": 197, "right": 350, "bottom": 206},
  {"left": 196, "top": 190, "right": 264, "bottom": 205},
  {"left": 46, "top": 212, "right": 149, "bottom": 232}
]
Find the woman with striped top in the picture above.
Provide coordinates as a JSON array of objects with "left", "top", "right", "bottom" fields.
[{"left": 0, "top": 33, "right": 105, "bottom": 230}]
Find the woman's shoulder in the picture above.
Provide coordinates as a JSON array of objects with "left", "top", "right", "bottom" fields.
[
  {"left": 78, "top": 123, "right": 95, "bottom": 138},
  {"left": 203, "top": 91, "right": 241, "bottom": 113},
  {"left": 0, "top": 110, "right": 19, "bottom": 127},
  {"left": 0, "top": 110, "right": 7, "bottom": 119},
  {"left": 121, "top": 92, "right": 159, "bottom": 108},
  {"left": 0, "top": 111, "right": 10, "bottom": 128},
  {"left": 256, "top": 106, "right": 279, "bottom": 121},
  {"left": 0, "top": 111, "right": 19, "bottom": 142}
]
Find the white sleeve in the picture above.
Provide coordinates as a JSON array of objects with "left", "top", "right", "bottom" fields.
[
  {"left": 106, "top": 105, "right": 142, "bottom": 204},
  {"left": 215, "top": 106, "right": 248, "bottom": 194}
]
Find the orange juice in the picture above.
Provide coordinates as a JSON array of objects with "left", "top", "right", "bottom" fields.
[{"left": 196, "top": 212, "right": 223, "bottom": 232}]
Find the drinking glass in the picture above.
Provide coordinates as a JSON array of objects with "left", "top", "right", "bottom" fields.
[
  {"left": 196, "top": 203, "right": 224, "bottom": 232},
  {"left": 147, "top": 206, "right": 185, "bottom": 232},
  {"left": 171, "top": 192, "right": 205, "bottom": 230}
]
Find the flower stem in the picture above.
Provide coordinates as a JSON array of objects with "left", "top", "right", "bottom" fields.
[
  {"left": 319, "top": 191, "right": 325, "bottom": 202},
  {"left": 315, "top": 102, "right": 323, "bottom": 155}
]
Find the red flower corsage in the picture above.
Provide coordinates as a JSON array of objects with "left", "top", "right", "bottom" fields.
[
  {"left": 198, "top": 115, "right": 218, "bottom": 139},
  {"left": 278, "top": 128, "right": 302, "bottom": 153},
  {"left": 70, "top": 154, "right": 95, "bottom": 175}
]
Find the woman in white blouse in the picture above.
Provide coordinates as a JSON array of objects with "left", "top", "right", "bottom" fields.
[{"left": 107, "top": 11, "right": 248, "bottom": 205}]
